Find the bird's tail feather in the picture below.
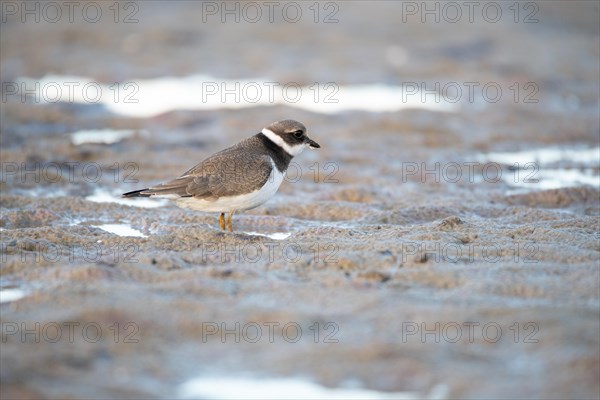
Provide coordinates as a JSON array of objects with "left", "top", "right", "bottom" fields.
[{"left": 122, "top": 189, "right": 151, "bottom": 198}]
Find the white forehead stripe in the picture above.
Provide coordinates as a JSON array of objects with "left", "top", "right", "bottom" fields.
[{"left": 261, "top": 128, "right": 306, "bottom": 157}]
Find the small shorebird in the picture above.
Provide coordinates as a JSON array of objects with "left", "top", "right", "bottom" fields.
[{"left": 123, "top": 120, "right": 320, "bottom": 231}]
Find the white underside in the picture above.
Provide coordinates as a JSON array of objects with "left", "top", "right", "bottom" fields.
[{"left": 175, "top": 162, "right": 284, "bottom": 213}]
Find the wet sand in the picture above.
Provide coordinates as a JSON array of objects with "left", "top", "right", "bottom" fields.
[{"left": 1, "top": 2, "right": 599, "bottom": 399}]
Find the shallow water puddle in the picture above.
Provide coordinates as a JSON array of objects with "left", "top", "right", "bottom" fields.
[
  {"left": 530, "top": 168, "right": 599, "bottom": 190},
  {"left": 478, "top": 146, "right": 599, "bottom": 191},
  {"left": 86, "top": 189, "right": 168, "bottom": 208},
  {"left": 92, "top": 224, "right": 147, "bottom": 238},
  {"left": 244, "top": 231, "right": 292, "bottom": 240},
  {"left": 17, "top": 74, "right": 458, "bottom": 117},
  {"left": 71, "top": 129, "right": 144, "bottom": 145},
  {"left": 481, "top": 147, "right": 599, "bottom": 166},
  {"left": 177, "top": 377, "right": 443, "bottom": 400},
  {"left": 0, "top": 288, "right": 27, "bottom": 303}
]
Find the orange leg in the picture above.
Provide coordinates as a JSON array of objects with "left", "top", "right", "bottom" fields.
[
  {"left": 219, "top": 213, "right": 226, "bottom": 230},
  {"left": 226, "top": 211, "right": 235, "bottom": 232}
]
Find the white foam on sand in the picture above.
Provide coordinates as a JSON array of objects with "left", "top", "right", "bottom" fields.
[
  {"left": 17, "top": 75, "right": 459, "bottom": 117},
  {"left": 86, "top": 189, "right": 169, "bottom": 208},
  {"left": 177, "top": 377, "right": 446, "bottom": 400},
  {"left": 71, "top": 129, "right": 143, "bottom": 145},
  {"left": 0, "top": 288, "right": 27, "bottom": 303},
  {"left": 93, "top": 224, "right": 147, "bottom": 238}
]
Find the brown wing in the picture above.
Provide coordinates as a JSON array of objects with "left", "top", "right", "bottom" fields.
[{"left": 140, "top": 148, "right": 273, "bottom": 200}]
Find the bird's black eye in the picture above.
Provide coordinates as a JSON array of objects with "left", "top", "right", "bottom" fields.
[{"left": 293, "top": 130, "right": 304, "bottom": 139}]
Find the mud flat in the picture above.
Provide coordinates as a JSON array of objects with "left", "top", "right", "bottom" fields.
[{"left": 1, "top": 2, "right": 599, "bottom": 399}]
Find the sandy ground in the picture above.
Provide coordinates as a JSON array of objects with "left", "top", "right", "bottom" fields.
[{"left": 1, "top": 1, "right": 599, "bottom": 399}]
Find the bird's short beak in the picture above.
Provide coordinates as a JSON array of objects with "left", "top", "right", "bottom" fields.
[{"left": 307, "top": 138, "right": 320, "bottom": 149}]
